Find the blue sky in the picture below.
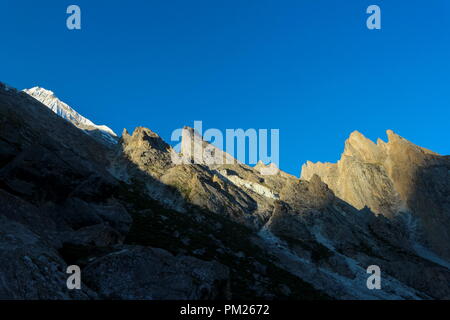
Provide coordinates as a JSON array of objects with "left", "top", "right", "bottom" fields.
[{"left": 1, "top": 0, "right": 449, "bottom": 176}]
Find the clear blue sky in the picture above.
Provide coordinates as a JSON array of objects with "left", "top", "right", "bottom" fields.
[{"left": 1, "top": 0, "right": 449, "bottom": 176}]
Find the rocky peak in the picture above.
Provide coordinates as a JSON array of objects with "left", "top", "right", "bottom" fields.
[
  {"left": 122, "top": 128, "right": 130, "bottom": 139},
  {"left": 343, "top": 130, "right": 385, "bottom": 163},
  {"left": 24, "top": 86, "right": 55, "bottom": 98},
  {"left": 300, "top": 130, "right": 434, "bottom": 212},
  {"left": 180, "top": 126, "right": 238, "bottom": 167},
  {"left": 118, "top": 126, "right": 175, "bottom": 178},
  {"left": 23, "top": 86, "right": 118, "bottom": 145},
  {"left": 123, "top": 127, "right": 168, "bottom": 150},
  {"left": 301, "top": 129, "right": 450, "bottom": 260}
]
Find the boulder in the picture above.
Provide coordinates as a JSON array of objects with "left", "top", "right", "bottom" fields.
[{"left": 83, "top": 246, "right": 230, "bottom": 300}]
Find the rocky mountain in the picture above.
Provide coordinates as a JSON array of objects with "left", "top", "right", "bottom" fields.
[
  {"left": 23, "top": 87, "right": 118, "bottom": 145},
  {"left": 1, "top": 82, "right": 449, "bottom": 300},
  {"left": 301, "top": 130, "right": 450, "bottom": 261}
]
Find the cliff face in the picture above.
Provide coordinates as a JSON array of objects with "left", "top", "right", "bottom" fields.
[
  {"left": 1, "top": 82, "right": 450, "bottom": 300},
  {"left": 301, "top": 130, "right": 450, "bottom": 260}
]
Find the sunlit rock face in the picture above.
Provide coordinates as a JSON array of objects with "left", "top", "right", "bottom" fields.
[{"left": 301, "top": 130, "right": 450, "bottom": 260}]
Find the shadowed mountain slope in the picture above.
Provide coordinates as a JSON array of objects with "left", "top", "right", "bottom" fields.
[{"left": 1, "top": 82, "right": 449, "bottom": 299}]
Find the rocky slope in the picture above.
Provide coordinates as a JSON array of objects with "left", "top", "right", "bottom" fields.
[{"left": 1, "top": 82, "right": 449, "bottom": 300}]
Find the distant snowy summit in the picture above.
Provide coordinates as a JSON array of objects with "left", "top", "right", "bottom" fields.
[{"left": 23, "top": 86, "right": 118, "bottom": 145}]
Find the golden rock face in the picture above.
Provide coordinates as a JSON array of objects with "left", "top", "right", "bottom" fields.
[{"left": 301, "top": 130, "right": 450, "bottom": 260}]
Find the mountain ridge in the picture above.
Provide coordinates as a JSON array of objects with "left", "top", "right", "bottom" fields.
[
  {"left": 23, "top": 86, "right": 118, "bottom": 145},
  {"left": 301, "top": 129, "right": 450, "bottom": 260},
  {"left": 1, "top": 81, "right": 450, "bottom": 300}
]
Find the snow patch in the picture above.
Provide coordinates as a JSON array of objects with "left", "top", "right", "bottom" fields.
[
  {"left": 23, "top": 86, "right": 117, "bottom": 144},
  {"left": 217, "top": 170, "right": 280, "bottom": 200}
]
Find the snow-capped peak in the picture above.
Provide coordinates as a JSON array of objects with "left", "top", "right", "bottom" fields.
[{"left": 23, "top": 86, "right": 117, "bottom": 144}]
